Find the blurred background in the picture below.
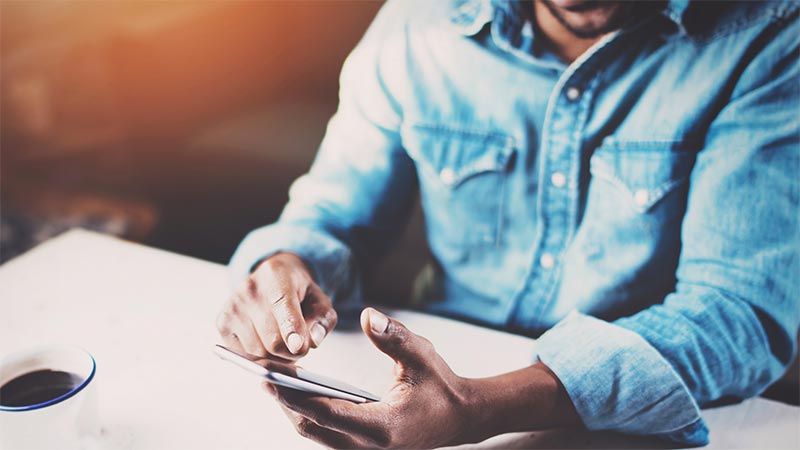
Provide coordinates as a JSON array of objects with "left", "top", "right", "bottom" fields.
[
  {"left": 1, "top": 0, "right": 795, "bottom": 404},
  {"left": 0, "top": 0, "right": 428, "bottom": 302}
]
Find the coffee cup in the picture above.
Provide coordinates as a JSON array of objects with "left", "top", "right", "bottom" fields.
[{"left": 0, "top": 345, "right": 99, "bottom": 449}]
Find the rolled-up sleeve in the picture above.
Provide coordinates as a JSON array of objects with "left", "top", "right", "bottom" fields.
[
  {"left": 537, "top": 15, "right": 799, "bottom": 446},
  {"left": 230, "top": 0, "right": 416, "bottom": 309},
  {"left": 536, "top": 312, "right": 708, "bottom": 444}
]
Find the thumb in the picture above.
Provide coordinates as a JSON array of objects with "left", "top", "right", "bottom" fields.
[{"left": 360, "top": 308, "right": 433, "bottom": 370}]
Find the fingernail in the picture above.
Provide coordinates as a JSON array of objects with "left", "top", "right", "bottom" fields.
[
  {"left": 286, "top": 332, "right": 303, "bottom": 353},
  {"left": 310, "top": 323, "right": 326, "bottom": 347},
  {"left": 369, "top": 309, "right": 389, "bottom": 335}
]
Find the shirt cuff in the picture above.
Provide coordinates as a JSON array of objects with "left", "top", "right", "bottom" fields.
[
  {"left": 228, "top": 224, "right": 361, "bottom": 309},
  {"left": 535, "top": 311, "right": 709, "bottom": 446}
]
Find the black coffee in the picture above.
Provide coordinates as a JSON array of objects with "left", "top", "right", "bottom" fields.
[{"left": 0, "top": 369, "right": 83, "bottom": 407}]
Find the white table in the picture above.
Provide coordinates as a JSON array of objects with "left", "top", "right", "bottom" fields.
[{"left": 1, "top": 229, "right": 797, "bottom": 449}]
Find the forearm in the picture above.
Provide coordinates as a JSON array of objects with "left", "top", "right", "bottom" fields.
[{"left": 458, "top": 362, "right": 581, "bottom": 444}]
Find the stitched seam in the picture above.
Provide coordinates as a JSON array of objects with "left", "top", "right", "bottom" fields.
[{"left": 409, "top": 122, "right": 515, "bottom": 144}]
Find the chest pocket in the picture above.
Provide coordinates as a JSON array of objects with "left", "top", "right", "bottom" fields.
[
  {"left": 589, "top": 140, "right": 696, "bottom": 215},
  {"left": 560, "top": 140, "right": 698, "bottom": 318},
  {"left": 401, "top": 123, "right": 516, "bottom": 263}
]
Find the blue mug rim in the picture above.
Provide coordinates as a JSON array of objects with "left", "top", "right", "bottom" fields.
[{"left": 0, "top": 347, "right": 96, "bottom": 412}]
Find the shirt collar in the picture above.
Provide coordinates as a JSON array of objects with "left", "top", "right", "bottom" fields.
[
  {"left": 449, "top": 0, "right": 495, "bottom": 36},
  {"left": 448, "top": 0, "right": 691, "bottom": 37},
  {"left": 662, "top": 0, "right": 690, "bottom": 34}
]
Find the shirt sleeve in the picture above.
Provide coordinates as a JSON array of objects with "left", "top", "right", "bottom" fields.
[
  {"left": 536, "top": 14, "right": 799, "bottom": 446},
  {"left": 229, "top": 0, "right": 417, "bottom": 310}
]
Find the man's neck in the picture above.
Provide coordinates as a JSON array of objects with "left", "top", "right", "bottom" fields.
[{"left": 533, "top": 1, "right": 605, "bottom": 64}]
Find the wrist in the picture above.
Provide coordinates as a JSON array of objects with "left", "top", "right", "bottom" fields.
[
  {"left": 262, "top": 250, "right": 302, "bottom": 265},
  {"left": 254, "top": 251, "right": 313, "bottom": 277},
  {"left": 457, "top": 362, "right": 582, "bottom": 443},
  {"left": 456, "top": 377, "right": 498, "bottom": 444}
]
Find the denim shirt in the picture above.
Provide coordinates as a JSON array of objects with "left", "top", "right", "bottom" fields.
[{"left": 230, "top": 0, "right": 800, "bottom": 445}]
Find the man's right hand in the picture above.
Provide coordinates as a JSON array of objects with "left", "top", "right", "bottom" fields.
[{"left": 216, "top": 252, "right": 337, "bottom": 360}]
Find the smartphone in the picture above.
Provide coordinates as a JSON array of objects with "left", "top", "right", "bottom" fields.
[{"left": 213, "top": 344, "right": 380, "bottom": 403}]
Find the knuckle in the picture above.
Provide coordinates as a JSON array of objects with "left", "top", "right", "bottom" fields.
[
  {"left": 245, "top": 277, "right": 260, "bottom": 300},
  {"left": 295, "top": 417, "right": 313, "bottom": 437},
  {"left": 238, "top": 337, "right": 261, "bottom": 355},
  {"left": 316, "top": 406, "right": 338, "bottom": 428},
  {"left": 266, "top": 334, "right": 286, "bottom": 354},
  {"left": 264, "top": 257, "right": 282, "bottom": 271},
  {"left": 292, "top": 266, "right": 311, "bottom": 285},
  {"left": 214, "top": 302, "right": 239, "bottom": 336},
  {"left": 418, "top": 337, "right": 436, "bottom": 356},
  {"left": 231, "top": 292, "right": 248, "bottom": 309},
  {"left": 263, "top": 256, "right": 290, "bottom": 276},
  {"left": 225, "top": 296, "right": 241, "bottom": 313},
  {"left": 386, "top": 329, "right": 407, "bottom": 349},
  {"left": 276, "top": 311, "right": 302, "bottom": 333},
  {"left": 324, "top": 307, "right": 338, "bottom": 329},
  {"left": 270, "top": 293, "right": 288, "bottom": 307},
  {"left": 370, "top": 428, "right": 394, "bottom": 449},
  {"left": 215, "top": 311, "right": 234, "bottom": 335}
]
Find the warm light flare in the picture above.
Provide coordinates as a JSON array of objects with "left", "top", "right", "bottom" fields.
[{"left": 0, "top": 1, "right": 381, "bottom": 263}]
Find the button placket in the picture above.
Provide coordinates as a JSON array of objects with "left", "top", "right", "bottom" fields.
[
  {"left": 508, "top": 77, "right": 598, "bottom": 330},
  {"left": 550, "top": 172, "right": 567, "bottom": 188},
  {"left": 503, "top": 30, "right": 621, "bottom": 330},
  {"left": 539, "top": 253, "right": 555, "bottom": 269}
]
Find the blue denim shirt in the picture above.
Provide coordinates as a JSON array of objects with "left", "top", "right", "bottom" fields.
[{"left": 231, "top": 0, "right": 800, "bottom": 445}]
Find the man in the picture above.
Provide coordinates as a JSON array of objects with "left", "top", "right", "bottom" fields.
[{"left": 217, "top": 0, "right": 799, "bottom": 447}]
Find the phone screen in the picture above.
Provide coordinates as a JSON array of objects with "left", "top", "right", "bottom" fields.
[
  {"left": 272, "top": 363, "right": 380, "bottom": 402},
  {"left": 214, "top": 344, "right": 380, "bottom": 402}
]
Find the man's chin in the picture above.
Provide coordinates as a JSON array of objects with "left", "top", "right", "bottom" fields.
[{"left": 541, "top": 0, "right": 630, "bottom": 39}]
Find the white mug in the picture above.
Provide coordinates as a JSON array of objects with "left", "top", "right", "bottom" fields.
[{"left": 0, "top": 345, "right": 99, "bottom": 449}]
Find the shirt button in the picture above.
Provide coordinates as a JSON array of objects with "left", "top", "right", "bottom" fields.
[
  {"left": 550, "top": 172, "right": 566, "bottom": 188},
  {"left": 566, "top": 87, "right": 582, "bottom": 101},
  {"left": 439, "top": 168, "right": 456, "bottom": 186},
  {"left": 539, "top": 253, "right": 555, "bottom": 269},
  {"left": 633, "top": 189, "right": 650, "bottom": 206}
]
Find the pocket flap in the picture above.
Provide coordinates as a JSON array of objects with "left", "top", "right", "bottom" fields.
[
  {"left": 402, "top": 123, "right": 516, "bottom": 188},
  {"left": 590, "top": 141, "right": 696, "bottom": 212}
]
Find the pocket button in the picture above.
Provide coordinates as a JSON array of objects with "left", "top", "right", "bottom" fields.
[
  {"left": 633, "top": 189, "right": 650, "bottom": 207},
  {"left": 439, "top": 168, "right": 456, "bottom": 186}
]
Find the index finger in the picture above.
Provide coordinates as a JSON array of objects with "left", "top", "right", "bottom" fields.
[{"left": 248, "top": 275, "right": 309, "bottom": 355}]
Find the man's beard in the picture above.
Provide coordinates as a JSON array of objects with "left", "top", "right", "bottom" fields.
[{"left": 539, "top": 0, "right": 653, "bottom": 39}]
